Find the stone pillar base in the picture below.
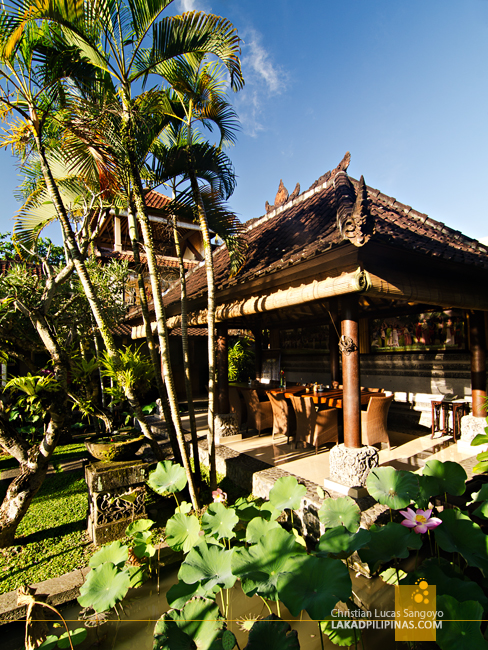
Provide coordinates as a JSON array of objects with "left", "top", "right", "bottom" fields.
[
  {"left": 215, "top": 413, "right": 241, "bottom": 445},
  {"left": 327, "top": 444, "right": 379, "bottom": 495},
  {"left": 458, "top": 414, "right": 487, "bottom": 451}
]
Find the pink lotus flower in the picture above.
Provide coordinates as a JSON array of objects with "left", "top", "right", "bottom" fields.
[
  {"left": 212, "top": 487, "right": 227, "bottom": 503},
  {"left": 399, "top": 507, "right": 442, "bottom": 534}
]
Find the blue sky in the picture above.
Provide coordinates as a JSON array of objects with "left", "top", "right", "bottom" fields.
[{"left": 1, "top": 0, "right": 488, "bottom": 243}]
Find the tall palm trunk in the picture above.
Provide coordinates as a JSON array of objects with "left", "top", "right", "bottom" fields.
[
  {"left": 127, "top": 202, "right": 182, "bottom": 465},
  {"left": 173, "top": 219, "right": 201, "bottom": 485},
  {"left": 122, "top": 109, "right": 199, "bottom": 509},
  {"left": 187, "top": 156, "right": 218, "bottom": 491},
  {"left": 32, "top": 128, "right": 162, "bottom": 458}
]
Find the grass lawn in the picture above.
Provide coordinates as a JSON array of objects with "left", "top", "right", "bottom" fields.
[
  {"left": 0, "top": 471, "right": 92, "bottom": 594},
  {"left": 0, "top": 440, "right": 89, "bottom": 474}
]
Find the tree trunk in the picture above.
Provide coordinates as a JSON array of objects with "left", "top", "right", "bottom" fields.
[
  {"left": 173, "top": 220, "right": 201, "bottom": 485},
  {"left": 127, "top": 203, "right": 182, "bottom": 465},
  {"left": 187, "top": 163, "right": 217, "bottom": 490}
]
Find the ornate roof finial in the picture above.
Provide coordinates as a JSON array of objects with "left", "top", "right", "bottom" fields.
[
  {"left": 274, "top": 179, "right": 289, "bottom": 208},
  {"left": 335, "top": 173, "right": 375, "bottom": 247}
]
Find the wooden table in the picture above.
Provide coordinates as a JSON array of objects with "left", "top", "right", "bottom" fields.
[{"left": 289, "top": 389, "right": 381, "bottom": 409}]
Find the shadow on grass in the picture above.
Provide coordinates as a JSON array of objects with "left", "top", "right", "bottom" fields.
[{"left": 17, "top": 518, "right": 87, "bottom": 546}]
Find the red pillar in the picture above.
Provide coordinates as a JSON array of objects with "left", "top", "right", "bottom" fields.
[
  {"left": 470, "top": 310, "right": 487, "bottom": 418},
  {"left": 216, "top": 324, "right": 230, "bottom": 413},
  {"left": 341, "top": 294, "right": 361, "bottom": 448}
]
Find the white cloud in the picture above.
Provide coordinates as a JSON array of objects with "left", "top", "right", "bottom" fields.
[
  {"left": 178, "top": 0, "right": 211, "bottom": 11},
  {"left": 234, "top": 29, "right": 287, "bottom": 137}
]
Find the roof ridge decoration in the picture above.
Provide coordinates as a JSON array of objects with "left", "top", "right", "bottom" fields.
[
  {"left": 265, "top": 180, "right": 301, "bottom": 214},
  {"left": 334, "top": 161, "right": 375, "bottom": 247}
]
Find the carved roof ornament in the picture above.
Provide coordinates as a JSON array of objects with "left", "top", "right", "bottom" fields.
[
  {"left": 334, "top": 158, "right": 375, "bottom": 247},
  {"left": 265, "top": 179, "right": 300, "bottom": 213}
]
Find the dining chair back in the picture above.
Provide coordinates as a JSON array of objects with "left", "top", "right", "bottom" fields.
[
  {"left": 361, "top": 394, "right": 394, "bottom": 449},
  {"left": 267, "top": 391, "right": 296, "bottom": 443},
  {"left": 290, "top": 395, "right": 338, "bottom": 453},
  {"left": 241, "top": 389, "right": 273, "bottom": 436}
]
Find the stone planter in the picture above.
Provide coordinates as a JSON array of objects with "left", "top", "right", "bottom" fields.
[{"left": 85, "top": 433, "right": 145, "bottom": 461}]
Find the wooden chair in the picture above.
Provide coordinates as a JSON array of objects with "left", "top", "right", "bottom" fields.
[
  {"left": 242, "top": 389, "right": 273, "bottom": 436},
  {"left": 266, "top": 391, "right": 296, "bottom": 443},
  {"left": 361, "top": 394, "right": 394, "bottom": 449},
  {"left": 290, "top": 395, "right": 338, "bottom": 454},
  {"left": 229, "top": 386, "right": 245, "bottom": 429}
]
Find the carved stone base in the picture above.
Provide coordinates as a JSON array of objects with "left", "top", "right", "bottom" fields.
[
  {"left": 458, "top": 414, "right": 487, "bottom": 451},
  {"left": 215, "top": 413, "right": 241, "bottom": 446},
  {"left": 328, "top": 444, "right": 379, "bottom": 488}
]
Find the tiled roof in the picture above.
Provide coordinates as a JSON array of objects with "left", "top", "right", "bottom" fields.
[
  {"left": 144, "top": 189, "right": 171, "bottom": 210},
  {"left": 162, "top": 166, "right": 488, "bottom": 309}
]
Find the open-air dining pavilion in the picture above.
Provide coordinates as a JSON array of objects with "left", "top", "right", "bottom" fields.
[{"left": 129, "top": 153, "right": 488, "bottom": 491}]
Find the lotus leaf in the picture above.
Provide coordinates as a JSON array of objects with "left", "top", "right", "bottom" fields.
[
  {"left": 154, "top": 597, "right": 225, "bottom": 650},
  {"left": 358, "top": 523, "right": 422, "bottom": 573},
  {"left": 166, "top": 580, "right": 220, "bottom": 608},
  {"left": 78, "top": 563, "right": 131, "bottom": 612},
  {"left": 148, "top": 461, "right": 187, "bottom": 496},
  {"left": 434, "top": 509, "right": 488, "bottom": 574},
  {"left": 415, "top": 474, "right": 441, "bottom": 510},
  {"left": 315, "top": 527, "right": 371, "bottom": 559},
  {"left": 269, "top": 476, "right": 307, "bottom": 512},
  {"left": 259, "top": 501, "right": 281, "bottom": 521},
  {"left": 470, "top": 433, "right": 488, "bottom": 446},
  {"left": 401, "top": 558, "right": 488, "bottom": 610},
  {"left": 176, "top": 501, "right": 192, "bottom": 515},
  {"left": 245, "top": 516, "right": 281, "bottom": 544},
  {"left": 57, "top": 628, "right": 88, "bottom": 648},
  {"left": 473, "top": 451, "right": 488, "bottom": 474},
  {"left": 234, "top": 498, "right": 262, "bottom": 522},
  {"left": 232, "top": 527, "right": 306, "bottom": 600},
  {"left": 127, "top": 565, "right": 147, "bottom": 588},
  {"left": 178, "top": 542, "right": 236, "bottom": 590},
  {"left": 423, "top": 460, "right": 466, "bottom": 496},
  {"left": 126, "top": 519, "right": 154, "bottom": 536},
  {"left": 366, "top": 467, "right": 419, "bottom": 510},
  {"left": 132, "top": 531, "right": 156, "bottom": 559},
  {"left": 320, "top": 619, "right": 361, "bottom": 647},
  {"left": 39, "top": 636, "right": 58, "bottom": 650},
  {"left": 244, "top": 614, "right": 299, "bottom": 650},
  {"left": 165, "top": 513, "right": 201, "bottom": 553},
  {"left": 88, "top": 540, "right": 128, "bottom": 568},
  {"left": 379, "top": 567, "right": 406, "bottom": 585},
  {"left": 436, "top": 595, "right": 488, "bottom": 650},
  {"left": 318, "top": 497, "right": 361, "bottom": 533},
  {"left": 202, "top": 502, "right": 239, "bottom": 540},
  {"left": 277, "top": 555, "right": 352, "bottom": 620},
  {"left": 222, "top": 629, "right": 236, "bottom": 650},
  {"left": 472, "top": 502, "right": 488, "bottom": 520},
  {"left": 468, "top": 483, "right": 488, "bottom": 505}
]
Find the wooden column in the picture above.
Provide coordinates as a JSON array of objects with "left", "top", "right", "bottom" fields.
[
  {"left": 328, "top": 297, "right": 341, "bottom": 384},
  {"left": 341, "top": 294, "right": 361, "bottom": 448},
  {"left": 253, "top": 328, "right": 263, "bottom": 380},
  {"left": 114, "top": 215, "right": 122, "bottom": 252},
  {"left": 216, "top": 324, "right": 229, "bottom": 413},
  {"left": 470, "top": 310, "right": 487, "bottom": 418}
]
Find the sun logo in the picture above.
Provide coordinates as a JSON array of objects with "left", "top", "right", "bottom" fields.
[{"left": 412, "top": 579, "right": 430, "bottom": 605}]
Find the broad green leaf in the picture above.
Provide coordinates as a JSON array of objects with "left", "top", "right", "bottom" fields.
[
  {"left": 318, "top": 497, "right": 361, "bottom": 533},
  {"left": 176, "top": 501, "right": 192, "bottom": 515},
  {"left": 259, "top": 502, "right": 281, "bottom": 521},
  {"left": 366, "top": 467, "right": 419, "bottom": 510},
  {"left": 358, "top": 523, "right": 422, "bottom": 574},
  {"left": 89, "top": 540, "right": 128, "bottom": 568},
  {"left": 472, "top": 502, "right": 488, "bottom": 520},
  {"left": 126, "top": 519, "right": 154, "bottom": 536},
  {"left": 132, "top": 530, "right": 156, "bottom": 559},
  {"left": 436, "top": 595, "right": 488, "bottom": 650},
  {"left": 234, "top": 499, "right": 262, "bottom": 522},
  {"left": 434, "top": 509, "right": 488, "bottom": 574},
  {"left": 57, "top": 628, "right": 87, "bottom": 648},
  {"left": 401, "top": 558, "right": 488, "bottom": 610},
  {"left": 148, "top": 461, "right": 187, "bottom": 496},
  {"left": 178, "top": 542, "right": 236, "bottom": 590},
  {"left": 165, "top": 513, "right": 201, "bottom": 553},
  {"left": 468, "top": 483, "right": 488, "bottom": 505},
  {"left": 380, "top": 567, "right": 407, "bottom": 585},
  {"left": 315, "top": 527, "right": 371, "bottom": 559},
  {"left": 154, "top": 598, "right": 225, "bottom": 650},
  {"left": 473, "top": 453, "right": 488, "bottom": 474},
  {"left": 78, "top": 563, "right": 130, "bottom": 612},
  {"left": 320, "top": 618, "right": 361, "bottom": 647},
  {"left": 423, "top": 460, "right": 466, "bottom": 496},
  {"left": 244, "top": 614, "right": 299, "bottom": 650},
  {"left": 470, "top": 433, "right": 488, "bottom": 446},
  {"left": 278, "top": 555, "right": 352, "bottom": 620},
  {"left": 245, "top": 516, "right": 281, "bottom": 544},
  {"left": 317, "top": 486, "right": 325, "bottom": 499},
  {"left": 202, "top": 502, "right": 239, "bottom": 540},
  {"left": 39, "top": 636, "right": 58, "bottom": 650},
  {"left": 415, "top": 474, "right": 441, "bottom": 509},
  {"left": 127, "top": 565, "right": 147, "bottom": 589},
  {"left": 232, "top": 527, "right": 306, "bottom": 600},
  {"left": 166, "top": 580, "right": 219, "bottom": 609},
  {"left": 269, "top": 476, "right": 307, "bottom": 512}
]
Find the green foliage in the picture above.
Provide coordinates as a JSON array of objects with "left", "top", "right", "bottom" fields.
[
  {"left": 366, "top": 466, "right": 419, "bottom": 510},
  {"left": 434, "top": 509, "right": 488, "bottom": 574},
  {"left": 268, "top": 476, "right": 307, "bottom": 512},
  {"left": 423, "top": 459, "right": 467, "bottom": 496},
  {"left": 100, "top": 344, "right": 154, "bottom": 404},
  {"left": 245, "top": 614, "right": 299, "bottom": 650},
  {"left": 165, "top": 513, "right": 201, "bottom": 553},
  {"left": 315, "top": 527, "right": 371, "bottom": 559},
  {"left": 78, "top": 562, "right": 131, "bottom": 613},
  {"left": 154, "top": 598, "right": 226, "bottom": 650},
  {"left": 178, "top": 542, "right": 236, "bottom": 591},
  {"left": 0, "top": 232, "right": 65, "bottom": 265},
  {"left": 318, "top": 496, "right": 361, "bottom": 533},
  {"left": 358, "top": 522, "right": 422, "bottom": 573},
  {"left": 436, "top": 596, "right": 488, "bottom": 650},
  {"left": 202, "top": 502, "right": 239, "bottom": 541},
  {"left": 148, "top": 461, "right": 188, "bottom": 496},
  {"left": 228, "top": 337, "right": 255, "bottom": 382}
]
